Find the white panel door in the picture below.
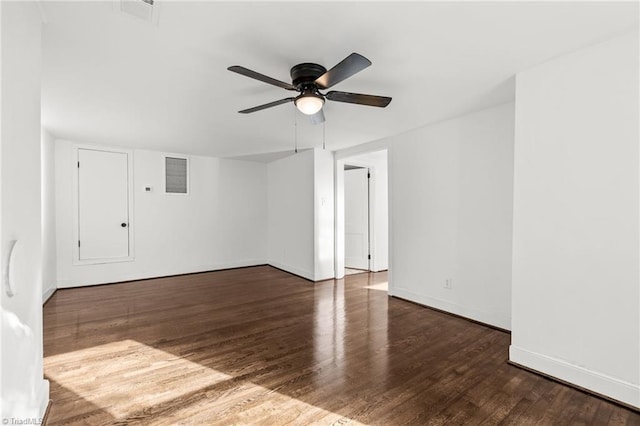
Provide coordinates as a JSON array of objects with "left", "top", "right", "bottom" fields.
[
  {"left": 78, "top": 149, "right": 130, "bottom": 260},
  {"left": 344, "top": 167, "right": 370, "bottom": 270}
]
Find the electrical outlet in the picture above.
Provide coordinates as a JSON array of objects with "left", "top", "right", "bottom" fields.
[{"left": 444, "top": 278, "right": 453, "bottom": 289}]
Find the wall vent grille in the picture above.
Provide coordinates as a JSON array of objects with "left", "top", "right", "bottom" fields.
[
  {"left": 120, "top": 0, "right": 156, "bottom": 23},
  {"left": 165, "top": 157, "right": 188, "bottom": 194}
]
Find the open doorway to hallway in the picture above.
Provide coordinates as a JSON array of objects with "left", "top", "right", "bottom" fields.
[{"left": 336, "top": 149, "right": 389, "bottom": 280}]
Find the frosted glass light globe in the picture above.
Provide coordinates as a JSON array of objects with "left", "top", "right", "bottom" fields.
[{"left": 295, "top": 95, "right": 324, "bottom": 115}]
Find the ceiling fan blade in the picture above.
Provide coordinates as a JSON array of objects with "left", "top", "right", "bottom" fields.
[
  {"left": 238, "top": 97, "right": 295, "bottom": 114},
  {"left": 309, "top": 109, "right": 325, "bottom": 125},
  {"left": 326, "top": 91, "right": 392, "bottom": 108},
  {"left": 228, "top": 65, "right": 297, "bottom": 91},
  {"left": 315, "top": 53, "right": 372, "bottom": 89}
]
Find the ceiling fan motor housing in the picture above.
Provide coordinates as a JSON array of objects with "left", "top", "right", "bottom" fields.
[{"left": 290, "top": 63, "right": 327, "bottom": 90}]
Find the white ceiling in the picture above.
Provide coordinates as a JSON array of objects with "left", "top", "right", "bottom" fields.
[{"left": 41, "top": 1, "right": 638, "bottom": 158}]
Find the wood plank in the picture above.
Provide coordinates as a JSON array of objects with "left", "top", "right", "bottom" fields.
[{"left": 43, "top": 266, "right": 640, "bottom": 424}]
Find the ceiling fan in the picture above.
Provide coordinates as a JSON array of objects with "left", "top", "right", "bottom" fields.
[{"left": 228, "top": 53, "right": 392, "bottom": 123}]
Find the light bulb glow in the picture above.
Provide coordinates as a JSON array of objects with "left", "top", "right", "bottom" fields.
[{"left": 295, "top": 95, "right": 324, "bottom": 115}]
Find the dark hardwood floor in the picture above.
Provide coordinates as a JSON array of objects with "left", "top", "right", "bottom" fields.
[{"left": 43, "top": 266, "right": 639, "bottom": 425}]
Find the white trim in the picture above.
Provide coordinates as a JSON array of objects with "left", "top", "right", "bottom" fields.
[
  {"left": 56, "top": 259, "right": 268, "bottom": 288},
  {"left": 336, "top": 154, "right": 387, "bottom": 279},
  {"left": 37, "top": 379, "right": 50, "bottom": 418},
  {"left": 387, "top": 146, "right": 394, "bottom": 294},
  {"left": 334, "top": 158, "right": 345, "bottom": 279},
  {"left": 42, "top": 286, "right": 55, "bottom": 304},
  {"left": 163, "top": 154, "right": 190, "bottom": 196},
  {"left": 55, "top": 260, "right": 322, "bottom": 289},
  {"left": 509, "top": 345, "right": 640, "bottom": 409},
  {"left": 72, "top": 144, "right": 135, "bottom": 266},
  {"left": 392, "top": 287, "right": 511, "bottom": 330},
  {"left": 267, "top": 261, "right": 315, "bottom": 282}
]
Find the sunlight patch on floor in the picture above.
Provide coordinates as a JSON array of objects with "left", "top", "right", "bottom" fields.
[
  {"left": 45, "top": 339, "right": 367, "bottom": 424},
  {"left": 45, "top": 339, "right": 233, "bottom": 418},
  {"left": 344, "top": 268, "right": 368, "bottom": 276},
  {"left": 364, "top": 281, "right": 388, "bottom": 292}
]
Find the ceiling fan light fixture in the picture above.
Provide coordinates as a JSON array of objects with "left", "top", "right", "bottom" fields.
[
  {"left": 229, "top": 53, "right": 392, "bottom": 117},
  {"left": 295, "top": 92, "right": 324, "bottom": 115}
]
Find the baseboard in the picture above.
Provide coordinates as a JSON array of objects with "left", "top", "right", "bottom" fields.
[
  {"left": 267, "top": 261, "right": 315, "bottom": 282},
  {"left": 391, "top": 287, "right": 511, "bottom": 331},
  {"left": 41, "top": 399, "right": 52, "bottom": 425},
  {"left": 42, "top": 287, "right": 56, "bottom": 304},
  {"left": 56, "top": 259, "right": 267, "bottom": 288},
  {"left": 54, "top": 262, "right": 329, "bottom": 291},
  {"left": 37, "top": 379, "right": 50, "bottom": 419},
  {"left": 509, "top": 345, "right": 640, "bottom": 409}
]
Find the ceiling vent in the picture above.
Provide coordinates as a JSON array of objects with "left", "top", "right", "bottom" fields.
[{"left": 119, "top": 0, "right": 159, "bottom": 24}]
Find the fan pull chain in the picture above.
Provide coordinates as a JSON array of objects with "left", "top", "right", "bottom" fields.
[
  {"left": 294, "top": 107, "right": 298, "bottom": 153},
  {"left": 322, "top": 121, "right": 326, "bottom": 150}
]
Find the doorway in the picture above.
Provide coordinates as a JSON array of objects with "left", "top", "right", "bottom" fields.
[{"left": 335, "top": 149, "right": 389, "bottom": 279}]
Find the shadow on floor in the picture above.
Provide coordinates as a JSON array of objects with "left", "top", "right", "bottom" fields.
[{"left": 43, "top": 266, "right": 638, "bottom": 425}]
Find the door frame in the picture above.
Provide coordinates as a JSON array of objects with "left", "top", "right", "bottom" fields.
[
  {"left": 72, "top": 143, "right": 135, "bottom": 265},
  {"left": 335, "top": 158, "right": 378, "bottom": 278}
]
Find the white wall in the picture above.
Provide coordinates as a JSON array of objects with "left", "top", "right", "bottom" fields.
[
  {"left": 55, "top": 140, "right": 267, "bottom": 287},
  {"left": 41, "top": 129, "right": 56, "bottom": 302},
  {"left": 266, "top": 148, "right": 335, "bottom": 282},
  {"left": 0, "top": 1, "right": 50, "bottom": 418},
  {"left": 267, "top": 150, "right": 315, "bottom": 280},
  {"left": 313, "top": 149, "right": 335, "bottom": 281},
  {"left": 510, "top": 31, "right": 639, "bottom": 408},
  {"left": 388, "top": 102, "right": 515, "bottom": 330}
]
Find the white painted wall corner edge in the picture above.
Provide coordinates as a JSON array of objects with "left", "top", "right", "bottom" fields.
[
  {"left": 391, "top": 287, "right": 511, "bottom": 331},
  {"left": 509, "top": 345, "right": 640, "bottom": 409},
  {"left": 267, "top": 261, "right": 315, "bottom": 282},
  {"left": 42, "top": 286, "right": 56, "bottom": 304},
  {"left": 38, "top": 379, "right": 50, "bottom": 418}
]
